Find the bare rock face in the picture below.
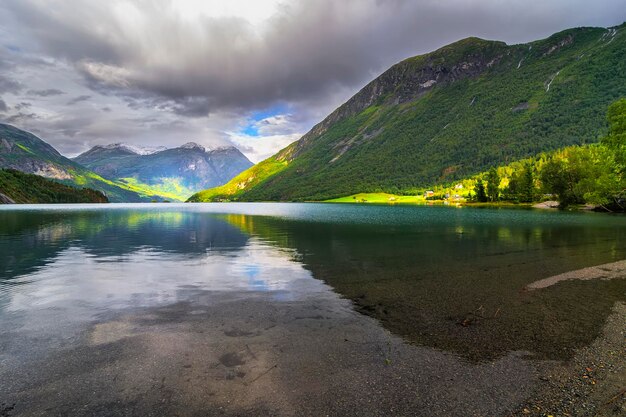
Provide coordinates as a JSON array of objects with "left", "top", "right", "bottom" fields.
[
  {"left": 0, "top": 138, "right": 13, "bottom": 152},
  {"left": 0, "top": 124, "right": 75, "bottom": 180},
  {"left": 543, "top": 34, "right": 574, "bottom": 56},
  {"left": 0, "top": 192, "right": 15, "bottom": 204},
  {"left": 32, "top": 164, "right": 72, "bottom": 180}
]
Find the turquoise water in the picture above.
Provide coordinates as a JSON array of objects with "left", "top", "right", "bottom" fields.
[{"left": 2, "top": 203, "right": 625, "bottom": 361}]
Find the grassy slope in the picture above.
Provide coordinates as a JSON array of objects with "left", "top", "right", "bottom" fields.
[
  {"left": 326, "top": 193, "right": 425, "bottom": 204},
  {"left": 189, "top": 24, "right": 626, "bottom": 202},
  {"left": 115, "top": 177, "right": 189, "bottom": 202},
  {"left": 0, "top": 169, "right": 109, "bottom": 203},
  {"left": 187, "top": 157, "right": 288, "bottom": 202},
  {"left": 66, "top": 170, "right": 178, "bottom": 202}
]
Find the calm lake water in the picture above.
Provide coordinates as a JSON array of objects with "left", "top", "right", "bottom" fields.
[{"left": 1, "top": 203, "right": 625, "bottom": 416}]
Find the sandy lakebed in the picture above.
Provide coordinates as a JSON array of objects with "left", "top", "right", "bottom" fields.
[{"left": 1, "top": 261, "right": 624, "bottom": 417}]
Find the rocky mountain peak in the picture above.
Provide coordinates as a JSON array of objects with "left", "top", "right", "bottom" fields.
[{"left": 180, "top": 142, "right": 206, "bottom": 152}]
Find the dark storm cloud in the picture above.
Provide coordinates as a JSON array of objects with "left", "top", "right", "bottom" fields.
[
  {"left": 169, "top": 97, "right": 212, "bottom": 118},
  {"left": 66, "top": 95, "right": 91, "bottom": 105},
  {"left": 3, "top": 0, "right": 624, "bottom": 117},
  {"left": 14, "top": 102, "right": 32, "bottom": 111},
  {"left": 28, "top": 88, "right": 65, "bottom": 97},
  {"left": 0, "top": 98, "right": 7, "bottom": 112},
  {"left": 0, "top": 75, "right": 23, "bottom": 94},
  {"left": 5, "top": 112, "right": 39, "bottom": 124}
]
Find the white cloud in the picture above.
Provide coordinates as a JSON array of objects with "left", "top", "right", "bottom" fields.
[
  {"left": 229, "top": 132, "right": 301, "bottom": 163},
  {"left": 176, "top": 0, "right": 283, "bottom": 25}
]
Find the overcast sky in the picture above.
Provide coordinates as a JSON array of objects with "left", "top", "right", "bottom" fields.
[{"left": 0, "top": 0, "right": 624, "bottom": 162}]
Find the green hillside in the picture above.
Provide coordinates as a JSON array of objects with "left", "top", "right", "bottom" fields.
[
  {"left": 189, "top": 24, "right": 626, "bottom": 202},
  {"left": 0, "top": 169, "right": 108, "bottom": 204},
  {"left": 327, "top": 97, "right": 626, "bottom": 212},
  {"left": 0, "top": 124, "right": 172, "bottom": 202}
]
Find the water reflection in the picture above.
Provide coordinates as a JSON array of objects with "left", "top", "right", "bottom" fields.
[
  {"left": 1, "top": 204, "right": 625, "bottom": 362},
  {"left": 0, "top": 210, "right": 250, "bottom": 280}
]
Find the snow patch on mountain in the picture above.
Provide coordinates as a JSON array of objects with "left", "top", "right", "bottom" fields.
[{"left": 103, "top": 143, "right": 167, "bottom": 155}]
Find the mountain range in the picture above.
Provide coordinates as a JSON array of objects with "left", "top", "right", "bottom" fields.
[
  {"left": 0, "top": 123, "right": 154, "bottom": 202},
  {"left": 0, "top": 123, "right": 252, "bottom": 202},
  {"left": 74, "top": 142, "right": 252, "bottom": 201},
  {"left": 189, "top": 23, "right": 626, "bottom": 202}
]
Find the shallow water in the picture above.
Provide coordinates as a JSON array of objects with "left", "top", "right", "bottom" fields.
[{"left": 1, "top": 203, "right": 625, "bottom": 415}]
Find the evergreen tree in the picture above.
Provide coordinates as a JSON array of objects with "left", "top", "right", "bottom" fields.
[
  {"left": 474, "top": 179, "right": 488, "bottom": 202},
  {"left": 518, "top": 162, "right": 535, "bottom": 203},
  {"left": 486, "top": 167, "right": 500, "bottom": 202},
  {"left": 603, "top": 98, "right": 626, "bottom": 172}
]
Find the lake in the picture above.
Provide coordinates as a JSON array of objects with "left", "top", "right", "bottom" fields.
[{"left": 1, "top": 203, "right": 625, "bottom": 416}]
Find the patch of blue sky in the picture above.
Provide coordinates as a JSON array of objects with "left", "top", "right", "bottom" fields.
[
  {"left": 242, "top": 124, "right": 259, "bottom": 136},
  {"left": 241, "top": 103, "right": 289, "bottom": 137}
]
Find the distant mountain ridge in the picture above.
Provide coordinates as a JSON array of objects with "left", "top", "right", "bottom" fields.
[
  {"left": 0, "top": 123, "right": 252, "bottom": 202},
  {"left": 0, "top": 123, "right": 156, "bottom": 202},
  {"left": 96, "top": 143, "right": 168, "bottom": 155},
  {"left": 189, "top": 23, "right": 626, "bottom": 202},
  {"left": 74, "top": 141, "right": 253, "bottom": 200}
]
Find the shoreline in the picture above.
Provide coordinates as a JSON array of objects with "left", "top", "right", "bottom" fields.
[
  {"left": 526, "top": 260, "right": 626, "bottom": 290},
  {"left": 516, "top": 302, "right": 626, "bottom": 416}
]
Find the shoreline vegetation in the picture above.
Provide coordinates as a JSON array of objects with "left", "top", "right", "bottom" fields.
[
  {"left": 323, "top": 192, "right": 598, "bottom": 211},
  {"left": 4, "top": 99, "right": 625, "bottom": 210}
]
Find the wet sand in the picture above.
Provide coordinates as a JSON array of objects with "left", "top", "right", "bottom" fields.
[{"left": 526, "top": 260, "right": 626, "bottom": 289}]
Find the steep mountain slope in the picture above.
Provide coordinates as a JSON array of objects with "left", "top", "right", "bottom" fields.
[
  {"left": 0, "top": 169, "right": 108, "bottom": 203},
  {"left": 0, "top": 123, "right": 164, "bottom": 202},
  {"left": 74, "top": 142, "right": 253, "bottom": 200},
  {"left": 189, "top": 24, "right": 626, "bottom": 202}
]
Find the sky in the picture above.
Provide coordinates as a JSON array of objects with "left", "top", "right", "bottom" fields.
[{"left": 0, "top": 1, "right": 624, "bottom": 162}]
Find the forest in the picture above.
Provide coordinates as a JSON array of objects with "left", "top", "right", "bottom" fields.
[
  {"left": 438, "top": 99, "right": 626, "bottom": 210},
  {"left": 0, "top": 169, "right": 109, "bottom": 204}
]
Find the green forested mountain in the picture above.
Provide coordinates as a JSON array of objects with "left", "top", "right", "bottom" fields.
[
  {"left": 0, "top": 169, "right": 108, "bottom": 204},
  {"left": 189, "top": 24, "right": 626, "bottom": 202},
  {"left": 330, "top": 98, "right": 626, "bottom": 211},
  {"left": 0, "top": 123, "right": 169, "bottom": 202}
]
